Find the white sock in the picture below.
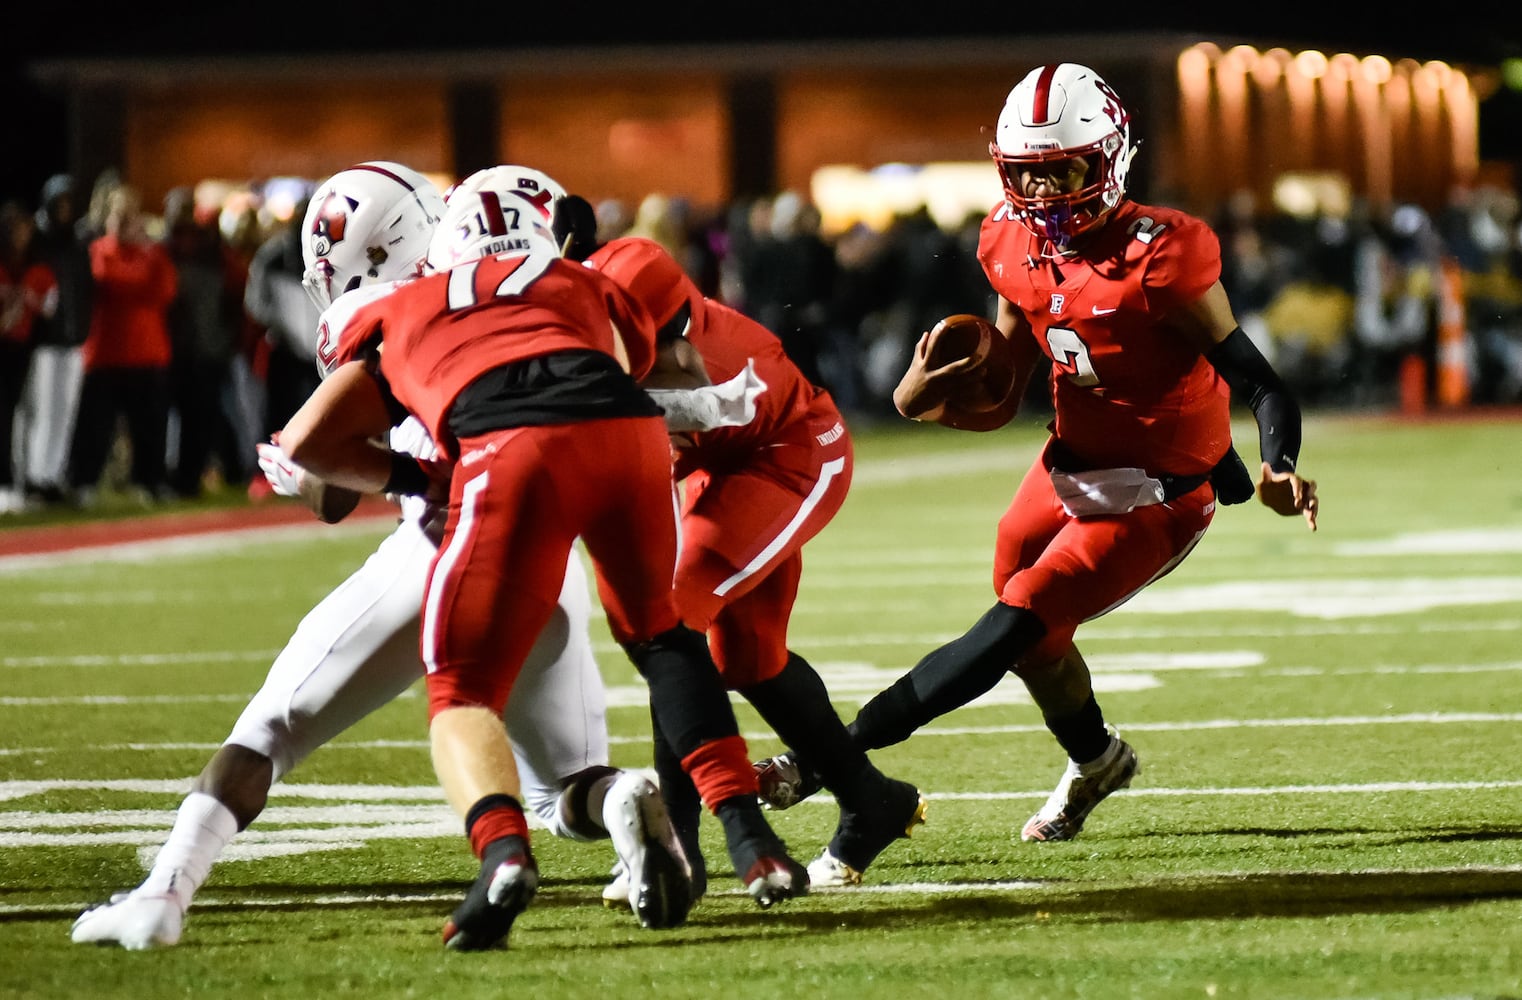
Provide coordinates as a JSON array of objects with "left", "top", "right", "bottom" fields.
[
  {"left": 1076, "top": 735, "right": 1121, "bottom": 775},
  {"left": 137, "top": 792, "right": 239, "bottom": 909}
]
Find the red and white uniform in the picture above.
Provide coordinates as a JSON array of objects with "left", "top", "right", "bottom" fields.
[
  {"left": 328, "top": 252, "right": 679, "bottom": 717},
  {"left": 231, "top": 276, "right": 613, "bottom": 833},
  {"left": 226, "top": 413, "right": 609, "bottom": 835},
  {"left": 977, "top": 199, "right": 1230, "bottom": 659},
  {"left": 590, "top": 237, "right": 851, "bottom": 687}
]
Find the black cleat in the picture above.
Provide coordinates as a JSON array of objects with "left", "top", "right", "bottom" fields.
[{"left": 442, "top": 838, "right": 539, "bottom": 951}]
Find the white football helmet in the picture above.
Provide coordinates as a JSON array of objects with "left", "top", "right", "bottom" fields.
[
  {"left": 989, "top": 63, "right": 1136, "bottom": 248},
  {"left": 426, "top": 164, "right": 567, "bottom": 272},
  {"left": 300, "top": 161, "right": 446, "bottom": 309}
]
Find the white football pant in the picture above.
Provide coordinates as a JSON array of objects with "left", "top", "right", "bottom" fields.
[{"left": 224, "top": 516, "right": 608, "bottom": 837}]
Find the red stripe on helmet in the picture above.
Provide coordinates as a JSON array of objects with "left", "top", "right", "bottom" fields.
[
  {"left": 351, "top": 162, "right": 416, "bottom": 193},
  {"left": 1032, "top": 64, "right": 1060, "bottom": 124}
]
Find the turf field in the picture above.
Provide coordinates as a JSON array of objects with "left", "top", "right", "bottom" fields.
[{"left": 3, "top": 411, "right": 1521, "bottom": 999}]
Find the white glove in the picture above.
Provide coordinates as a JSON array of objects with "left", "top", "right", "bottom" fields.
[
  {"left": 646, "top": 359, "right": 769, "bottom": 433},
  {"left": 256, "top": 441, "right": 306, "bottom": 498}
]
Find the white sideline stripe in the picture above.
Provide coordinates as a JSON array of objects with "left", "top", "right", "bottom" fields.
[
  {"left": 9, "top": 629, "right": 1522, "bottom": 669},
  {"left": 12, "top": 864, "right": 1522, "bottom": 918},
  {"left": 0, "top": 733, "right": 640, "bottom": 757},
  {"left": 6, "top": 710, "right": 1522, "bottom": 759},
  {"left": 0, "top": 694, "right": 256, "bottom": 707},
  {"left": 0, "top": 447, "right": 1031, "bottom": 578},
  {"left": 2, "top": 650, "right": 281, "bottom": 668}
]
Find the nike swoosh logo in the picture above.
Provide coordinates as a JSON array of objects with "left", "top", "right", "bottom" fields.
[{"left": 1092, "top": 306, "right": 1118, "bottom": 316}]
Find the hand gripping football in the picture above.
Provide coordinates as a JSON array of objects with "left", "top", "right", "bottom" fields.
[
  {"left": 925, "top": 313, "right": 996, "bottom": 370},
  {"left": 926, "top": 314, "right": 1016, "bottom": 411}
]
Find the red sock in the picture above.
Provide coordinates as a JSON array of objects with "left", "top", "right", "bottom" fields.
[
  {"left": 681, "top": 735, "right": 757, "bottom": 812},
  {"left": 466, "top": 795, "right": 531, "bottom": 860}
]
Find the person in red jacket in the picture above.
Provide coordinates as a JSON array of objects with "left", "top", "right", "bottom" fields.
[
  {"left": 0, "top": 201, "right": 58, "bottom": 514},
  {"left": 67, "top": 185, "right": 178, "bottom": 505}
]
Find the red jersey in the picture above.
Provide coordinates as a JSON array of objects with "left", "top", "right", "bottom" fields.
[
  {"left": 84, "top": 235, "right": 177, "bottom": 369},
  {"left": 0, "top": 261, "right": 58, "bottom": 344},
  {"left": 326, "top": 253, "right": 658, "bottom": 455},
  {"left": 678, "top": 297, "right": 829, "bottom": 474},
  {"left": 977, "top": 199, "right": 1231, "bottom": 477}
]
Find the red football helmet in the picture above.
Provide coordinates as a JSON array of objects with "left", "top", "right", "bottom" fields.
[
  {"left": 586, "top": 236, "right": 703, "bottom": 335},
  {"left": 989, "top": 63, "right": 1136, "bottom": 250}
]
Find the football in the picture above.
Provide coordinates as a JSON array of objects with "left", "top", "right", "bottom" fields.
[
  {"left": 926, "top": 313, "right": 997, "bottom": 370},
  {"left": 298, "top": 474, "right": 363, "bottom": 525},
  {"left": 926, "top": 314, "right": 1016, "bottom": 412}
]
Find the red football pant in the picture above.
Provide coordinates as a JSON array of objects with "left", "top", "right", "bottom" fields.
[
  {"left": 993, "top": 450, "right": 1215, "bottom": 662},
  {"left": 422, "top": 416, "right": 682, "bottom": 717},
  {"left": 674, "top": 407, "right": 851, "bottom": 687}
]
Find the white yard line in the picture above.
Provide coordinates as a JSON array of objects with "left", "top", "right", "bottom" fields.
[{"left": 5, "top": 709, "right": 1522, "bottom": 758}]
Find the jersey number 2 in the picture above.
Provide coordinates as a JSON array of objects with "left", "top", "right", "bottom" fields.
[{"left": 1046, "top": 326, "right": 1099, "bottom": 386}]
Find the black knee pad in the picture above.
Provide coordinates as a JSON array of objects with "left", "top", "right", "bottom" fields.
[{"left": 555, "top": 765, "right": 621, "bottom": 840}]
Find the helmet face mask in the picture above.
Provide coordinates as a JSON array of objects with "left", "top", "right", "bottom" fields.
[
  {"left": 299, "top": 161, "right": 446, "bottom": 310},
  {"left": 426, "top": 165, "right": 567, "bottom": 272},
  {"left": 990, "top": 63, "right": 1135, "bottom": 250}
]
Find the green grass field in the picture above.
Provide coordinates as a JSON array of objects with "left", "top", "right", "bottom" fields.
[{"left": 3, "top": 411, "right": 1521, "bottom": 999}]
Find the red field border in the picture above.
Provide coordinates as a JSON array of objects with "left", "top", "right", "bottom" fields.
[{"left": 0, "top": 496, "right": 399, "bottom": 559}]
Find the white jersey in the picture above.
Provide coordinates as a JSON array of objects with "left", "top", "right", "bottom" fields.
[{"left": 323, "top": 282, "right": 443, "bottom": 540}]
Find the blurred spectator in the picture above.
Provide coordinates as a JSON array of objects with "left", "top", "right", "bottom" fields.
[
  {"left": 243, "top": 199, "right": 320, "bottom": 449},
  {"left": 0, "top": 202, "right": 58, "bottom": 514},
  {"left": 625, "top": 192, "right": 689, "bottom": 259},
  {"left": 78, "top": 169, "right": 122, "bottom": 243},
  {"left": 1260, "top": 278, "right": 1355, "bottom": 406},
  {"left": 1458, "top": 187, "right": 1522, "bottom": 404},
  {"left": 857, "top": 205, "right": 980, "bottom": 413},
  {"left": 162, "top": 187, "right": 249, "bottom": 497},
  {"left": 740, "top": 191, "right": 838, "bottom": 389},
  {"left": 594, "top": 197, "right": 633, "bottom": 245},
  {"left": 16, "top": 173, "right": 94, "bottom": 505},
  {"left": 220, "top": 203, "right": 269, "bottom": 476},
  {"left": 827, "top": 221, "right": 896, "bottom": 416},
  {"left": 1350, "top": 203, "right": 1440, "bottom": 407},
  {"left": 67, "top": 185, "right": 178, "bottom": 506}
]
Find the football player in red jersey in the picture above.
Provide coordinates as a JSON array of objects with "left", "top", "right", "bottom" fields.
[
  {"left": 583, "top": 235, "right": 926, "bottom": 891},
  {"left": 758, "top": 62, "right": 1319, "bottom": 846},
  {"left": 70, "top": 164, "right": 697, "bottom": 950},
  {"left": 276, "top": 167, "right": 806, "bottom": 951}
]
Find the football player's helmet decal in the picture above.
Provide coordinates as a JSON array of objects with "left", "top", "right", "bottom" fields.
[
  {"left": 426, "top": 165, "right": 566, "bottom": 272},
  {"left": 309, "top": 191, "right": 356, "bottom": 257},
  {"left": 989, "top": 63, "right": 1137, "bottom": 250},
  {"left": 300, "top": 161, "right": 445, "bottom": 310}
]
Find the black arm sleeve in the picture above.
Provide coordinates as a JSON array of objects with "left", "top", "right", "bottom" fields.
[{"left": 1206, "top": 327, "right": 1302, "bottom": 474}]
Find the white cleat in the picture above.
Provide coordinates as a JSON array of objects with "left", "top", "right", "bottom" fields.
[
  {"left": 71, "top": 891, "right": 184, "bottom": 950},
  {"left": 601, "top": 862, "right": 630, "bottom": 908},
  {"left": 806, "top": 848, "right": 863, "bottom": 888},
  {"left": 602, "top": 772, "right": 693, "bottom": 929},
  {"left": 1022, "top": 733, "right": 1140, "bottom": 843}
]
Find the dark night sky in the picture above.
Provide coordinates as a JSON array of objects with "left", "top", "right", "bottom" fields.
[{"left": 7, "top": 1, "right": 1521, "bottom": 204}]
